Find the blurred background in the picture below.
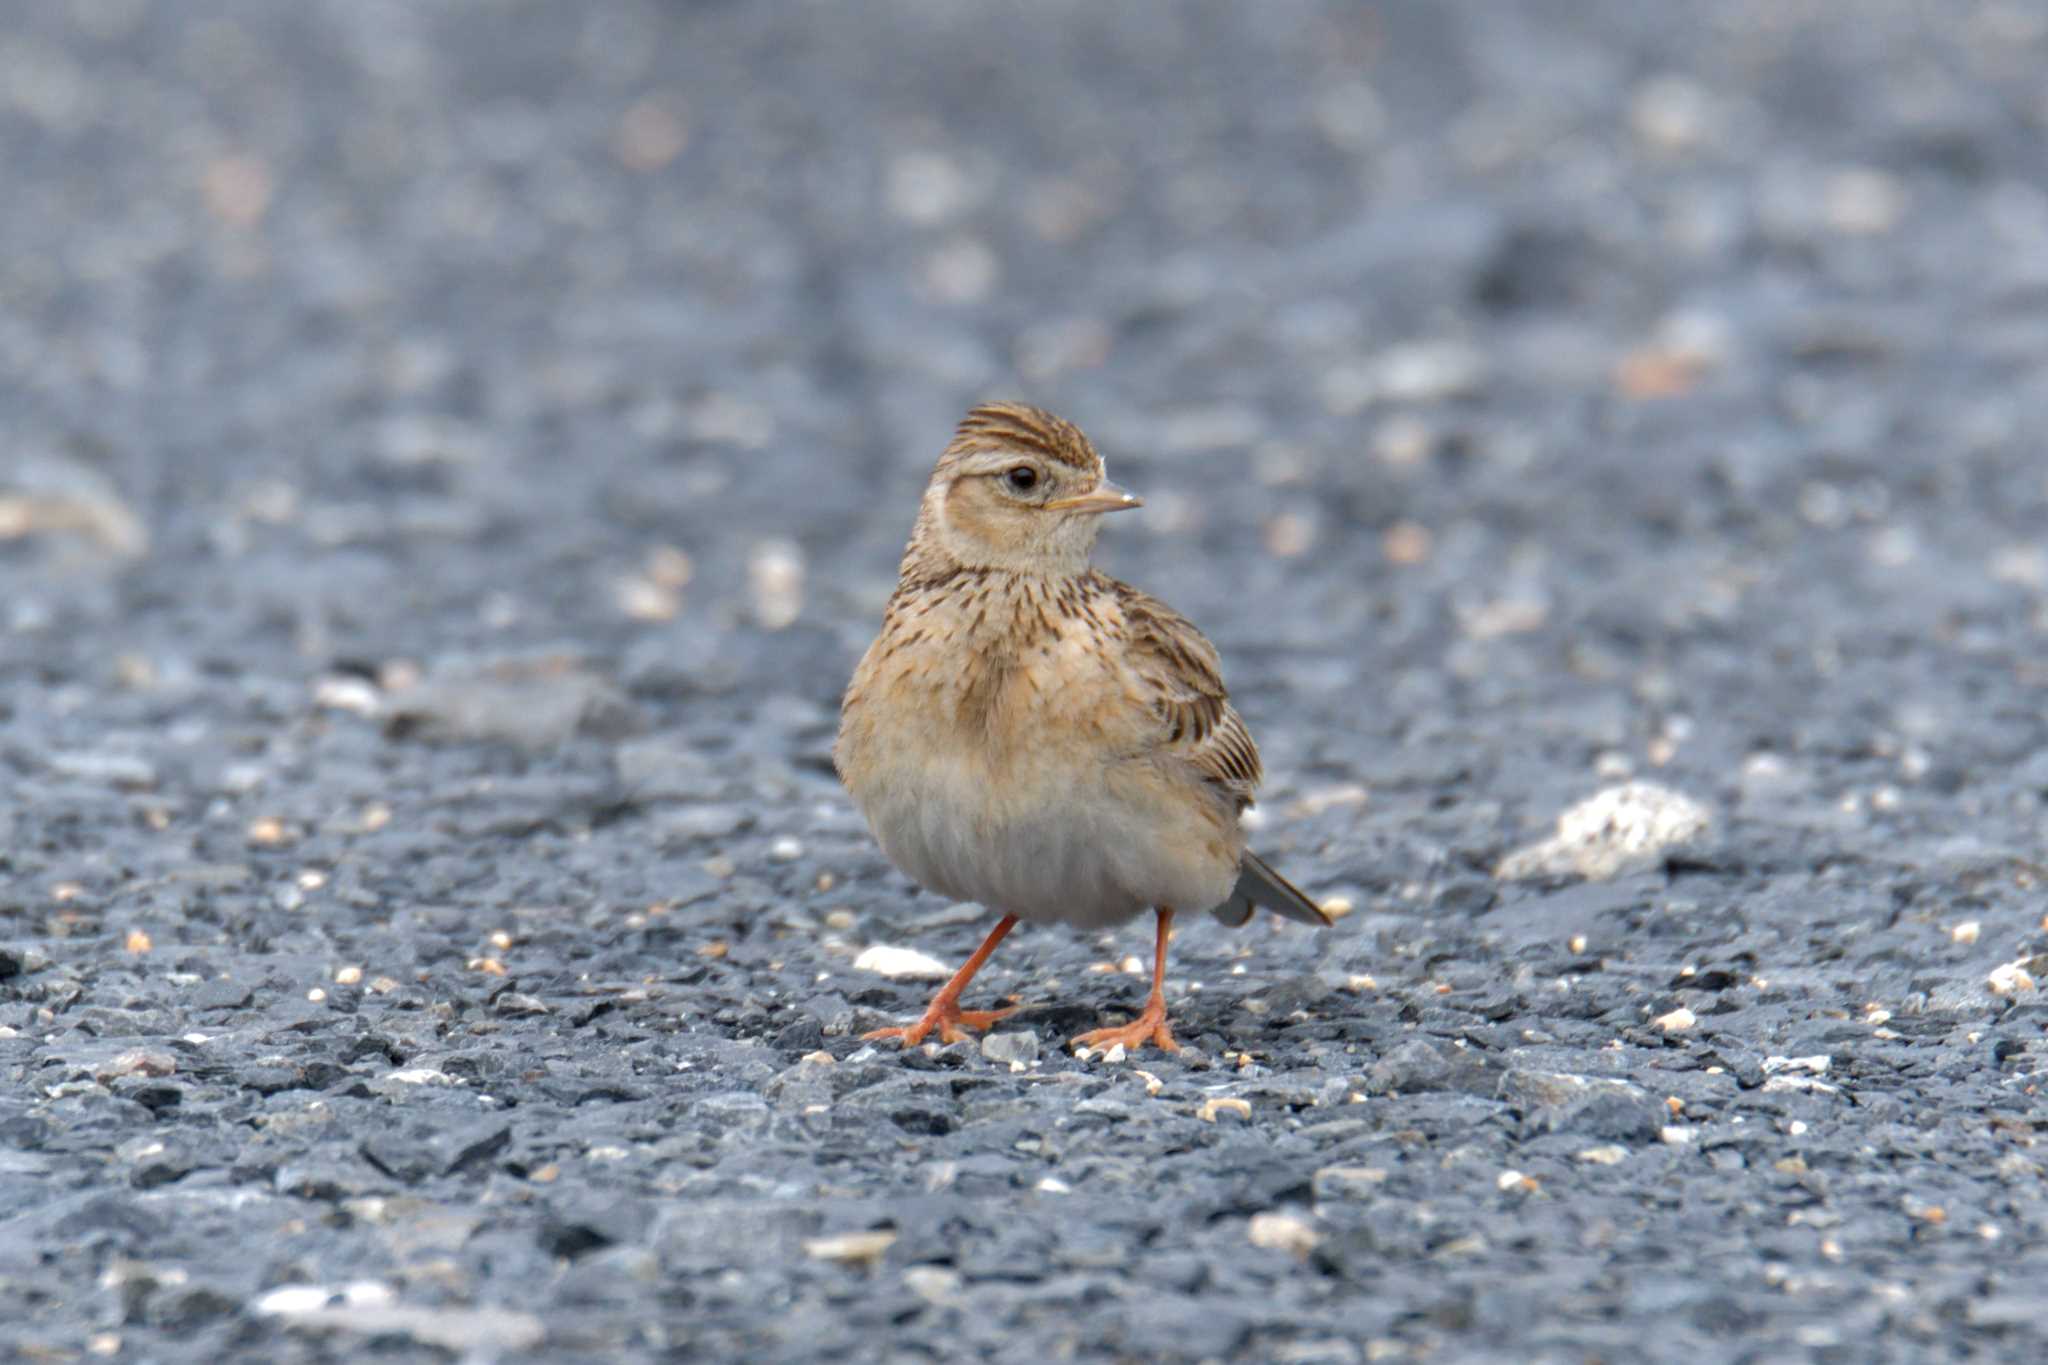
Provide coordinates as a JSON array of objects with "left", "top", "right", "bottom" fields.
[{"left": 4, "top": 0, "right": 2046, "bottom": 875}]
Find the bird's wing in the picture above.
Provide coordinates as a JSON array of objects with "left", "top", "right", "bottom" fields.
[
  {"left": 1100, "top": 575, "right": 1264, "bottom": 808},
  {"left": 1098, "top": 575, "right": 1333, "bottom": 931}
]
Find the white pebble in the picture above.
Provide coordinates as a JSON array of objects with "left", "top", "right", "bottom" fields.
[
  {"left": 1654, "top": 1007, "right": 1697, "bottom": 1034},
  {"left": 852, "top": 945, "right": 952, "bottom": 981}
]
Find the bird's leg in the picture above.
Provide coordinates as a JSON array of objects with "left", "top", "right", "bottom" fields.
[
  {"left": 1072, "top": 907, "right": 1179, "bottom": 1054},
  {"left": 864, "top": 914, "right": 1021, "bottom": 1046}
]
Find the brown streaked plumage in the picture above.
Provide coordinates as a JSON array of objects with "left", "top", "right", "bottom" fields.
[
  {"left": 943, "top": 401, "right": 1101, "bottom": 471},
  {"left": 835, "top": 403, "right": 1332, "bottom": 1055}
]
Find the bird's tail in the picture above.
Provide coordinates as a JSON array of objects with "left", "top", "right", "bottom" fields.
[{"left": 1209, "top": 849, "right": 1334, "bottom": 928}]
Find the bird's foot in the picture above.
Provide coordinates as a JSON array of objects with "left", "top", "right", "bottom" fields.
[
  {"left": 1071, "top": 1000, "right": 1178, "bottom": 1055},
  {"left": 864, "top": 1001, "right": 1018, "bottom": 1047}
]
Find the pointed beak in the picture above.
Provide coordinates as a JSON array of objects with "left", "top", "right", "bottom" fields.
[{"left": 1043, "top": 481, "right": 1142, "bottom": 515}]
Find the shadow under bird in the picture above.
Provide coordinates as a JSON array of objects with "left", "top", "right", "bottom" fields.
[{"left": 835, "top": 403, "right": 1331, "bottom": 1054}]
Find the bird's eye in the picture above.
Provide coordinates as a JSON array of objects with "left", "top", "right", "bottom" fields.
[{"left": 1004, "top": 466, "right": 1039, "bottom": 492}]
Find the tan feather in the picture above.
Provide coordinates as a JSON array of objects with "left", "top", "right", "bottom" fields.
[{"left": 1095, "top": 572, "right": 1264, "bottom": 807}]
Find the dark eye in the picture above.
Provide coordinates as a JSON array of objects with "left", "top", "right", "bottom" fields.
[{"left": 1005, "top": 465, "right": 1039, "bottom": 492}]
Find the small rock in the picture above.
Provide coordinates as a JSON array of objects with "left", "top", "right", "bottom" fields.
[
  {"left": 1374, "top": 340, "right": 1487, "bottom": 404},
  {"left": 378, "top": 1067, "right": 458, "bottom": 1090},
  {"left": 1576, "top": 1145, "right": 1628, "bottom": 1165},
  {"left": 1654, "top": 1007, "right": 1697, "bottom": 1034},
  {"left": 1499, "top": 1069, "right": 1663, "bottom": 1142},
  {"left": 903, "top": 1265, "right": 963, "bottom": 1305},
  {"left": 95, "top": 1049, "right": 177, "bottom": 1083},
  {"left": 383, "top": 656, "right": 638, "bottom": 749},
  {"left": 1365, "top": 1038, "right": 1453, "bottom": 1094},
  {"left": 1197, "top": 1097, "right": 1252, "bottom": 1123},
  {"left": 192, "top": 980, "right": 254, "bottom": 1011},
  {"left": 48, "top": 750, "right": 157, "bottom": 789},
  {"left": 256, "top": 1289, "right": 544, "bottom": 1355},
  {"left": 1497, "top": 783, "right": 1711, "bottom": 882},
  {"left": 1247, "top": 1212, "right": 1321, "bottom": 1258},
  {"left": 1311, "top": 1166, "right": 1388, "bottom": 1202},
  {"left": 613, "top": 735, "right": 721, "bottom": 800},
  {"left": 1761, "top": 1055, "right": 1830, "bottom": 1076},
  {"left": 774, "top": 1018, "right": 825, "bottom": 1053},
  {"left": 360, "top": 1121, "right": 511, "bottom": 1184},
  {"left": 0, "top": 945, "right": 51, "bottom": 979},
  {"left": 802, "top": 1230, "right": 896, "bottom": 1267},
  {"left": 1988, "top": 960, "right": 2040, "bottom": 996},
  {"left": 852, "top": 945, "right": 952, "bottom": 981},
  {"left": 980, "top": 1031, "right": 1039, "bottom": 1065},
  {"left": 0, "top": 455, "right": 148, "bottom": 557}
]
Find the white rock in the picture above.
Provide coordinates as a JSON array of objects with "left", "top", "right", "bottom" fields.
[
  {"left": 383, "top": 1067, "right": 457, "bottom": 1087},
  {"left": 803, "top": 1231, "right": 897, "bottom": 1266},
  {"left": 1497, "top": 782, "right": 1711, "bottom": 882},
  {"left": 1247, "top": 1212, "right": 1320, "bottom": 1257},
  {"left": 1654, "top": 1006, "right": 1697, "bottom": 1034},
  {"left": 903, "top": 1265, "right": 963, "bottom": 1305},
  {"left": 253, "top": 1285, "right": 338, "bottom": 1316},
  {"left": 852, "top": 945, "right": 952, "bottom": 981},
  {"left": 1762, "top": 1054, "right": 1830, "bottom": 1075},
  {"left": 1988, "top": 960, "right": 2039, "bottom": 996}
]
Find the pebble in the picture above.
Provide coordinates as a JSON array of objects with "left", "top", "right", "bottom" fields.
[
  {"left": 94, "top": 1049, "right": 177, "bottom": 1082},
  {"left": 852, "top": 945, "right": 952, "bottom": 981},
  {"left": 1247, "top": 1212, "right": 1320, "bottom": 1258},
  {"left": 1312, "top": 1166, "right": 1389, "bottom": 1201},
  {"left": 48, "top": 750, "right": 157, "bottom": 789},
  {"left": 1654, "top": 1007, "right": 1697, "bottom": 1033},
  {"left": 1497, "top": 783, "right": 1712, "bottom": 881},
  {"left": 1987, "top": 960, "right": 2039, "bottom": 996},
  {"left": 802, "top": 1231, "right": 896, "bottom": 1267},
  {"left": 1197, "top": 1097, "right": 1252, "bottom": 1123},
  {"left": 903, "top": 1265, "right": 963, "bottom": 1305},
  {"left": 383, "top": 657, "right": 638, "bottom": 748},
  {"left": 980, "top": 1031, "right": 1039, "bottom": 1065}
]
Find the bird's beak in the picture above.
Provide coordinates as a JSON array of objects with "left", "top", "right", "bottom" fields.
[{"left": 1044, "top": 481, "right": 1142, "bottom": 515}]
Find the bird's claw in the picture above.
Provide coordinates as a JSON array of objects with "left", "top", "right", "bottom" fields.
[{"left": 864, "top": 1003, "right": 1019, "bottom": 1048}]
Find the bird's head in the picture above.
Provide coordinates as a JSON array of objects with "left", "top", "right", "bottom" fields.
[{"left": 909, "top": 403, "right": 1141, "bottom": 578}]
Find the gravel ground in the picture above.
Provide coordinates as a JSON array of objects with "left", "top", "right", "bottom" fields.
[{"left": 5, "top": 2, "right": 2048, "bottom": 1361}]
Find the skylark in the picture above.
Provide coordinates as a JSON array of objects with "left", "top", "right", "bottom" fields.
[{"left": 835, "top": 403, "right": 1331, "bottom": 1054}]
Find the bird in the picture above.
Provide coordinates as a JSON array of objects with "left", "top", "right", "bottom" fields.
[{"left": 834, "top": 402, "right": 1332, "bottom": 1054}]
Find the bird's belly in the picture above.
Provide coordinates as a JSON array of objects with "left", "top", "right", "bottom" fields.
[{"left": 854, "top": 748, "right": 1238, "bottom": 929}]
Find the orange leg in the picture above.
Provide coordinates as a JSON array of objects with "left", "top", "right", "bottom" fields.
[
  {"left": 1072, "top": 908, "right": 1179, "bottom": 1054},
  {"left": 864, "top": 914, "right": 1021, "bottom": 1046}
]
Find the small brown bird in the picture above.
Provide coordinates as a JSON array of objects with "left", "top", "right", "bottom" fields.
[{"left": 834, "top": 403, "right": 1331, "bottom": 1054}]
